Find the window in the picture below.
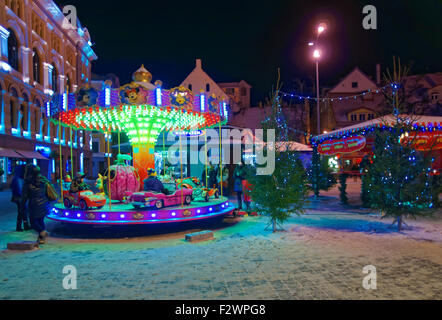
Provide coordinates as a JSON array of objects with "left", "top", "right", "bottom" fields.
[
  {"left": 66, "top": 76, "right": 71, "bottom": 93},
  {"left": 9, "top": 88, "right": 18, "bottom": 128},
  {"left": 359, "top": 114, "right": 366, "bottom": 121},
  {"left": 431, "top": 93, "right": 439, "bottom": 101},
  {"left": 241, "top": 87, "right": 247, "bottom": 96},
  {"left": 206, "top": 83, "right": 210, "bottom": 92},
  {"left": 368, "top": 113, "right": 375, "bottom": 120},
  {"left": 351, "top": 82, "right": 358, "bottom": 88},
  {"left": 32, "top": 49, "right": 41, "bottom": 83},
  {"left": 19, "top": 104, "right": 25, "bottom": 131},
  {"left": 34, "top": 109, "right": 39, "bottom": 133},
  {"left": 188, "top": 84, "right": 192, "bottom": 91},
  {"left": 7, "top": 29, "right": 19, "bottom": 71},
  {"left": 92, "top": 141, "right": 99, "bottom": 153},
  {"left": 350, "top": 114, "right": 357, "bottom": 122},
  {"left": 7, "top": 0, "right": 23, "bottom": 19},
  {"left": 225, "top": 88, "right": 234, "bottom": 95},
  {"left": 51, "top": 64, "right": 58, "bottom": 93}
]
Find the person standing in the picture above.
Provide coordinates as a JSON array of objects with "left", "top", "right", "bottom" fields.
[
  {"left": 10, "top": 164, "right": 30, "bottom": 231},
  {"left": 217, "top": 165, "right": 229, "bottom": 195},
  {"left": 233, "top": 162, "right": 245, "bottom": 210},
  {"left": 22, "top": 165, "right": 52, "bottom": 244},
  {"left": 208, "top": 162, "right": 218, "bottom": 189}
]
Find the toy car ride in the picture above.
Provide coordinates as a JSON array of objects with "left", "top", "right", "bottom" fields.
[
  {"left": 127, "top": 183, "right": 193, "bottom": 209},
  {"left": 176, "top": 177, "right": 219, "bottom": 202},
  {"left": 63, "top": 190, "right": 107, "bottom": 210}
]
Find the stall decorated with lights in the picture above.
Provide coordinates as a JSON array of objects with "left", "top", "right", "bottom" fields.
[
  {"left": 46, "top": 65, "right": 234, "bottom": 226},
  {"left": 312, "top": 115, "right": 442, "bottom": 174}
]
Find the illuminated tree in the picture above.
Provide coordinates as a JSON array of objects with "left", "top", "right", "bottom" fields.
[
  {"left": 365, "top": 58, "right": 438, "bottom": 230},
  {"left": 247, "top": 72, "right": 308, "bottom": 232},
  {"left": 307, "top": 147, "right": 336, "bottom": 197}
]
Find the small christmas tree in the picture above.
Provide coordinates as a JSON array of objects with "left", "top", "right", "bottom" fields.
[
  {"left": 307, "top": 146, "right": 337, "bottom": 197},
  {"left": 365, "top": 58, "right": 437, "bottom": 230},
  {"left": 339, "top": 173, "right": 349, "bottom": 205},
  {"left": 248, "top": 71, "right": 308, "bottom": 232}
]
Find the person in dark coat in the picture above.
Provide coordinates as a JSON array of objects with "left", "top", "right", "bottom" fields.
[
  {"left": 143, "top": 168, "right": 166, "bottom": 193},
  {"left": 10, "top": 164, "right": 30, "bottom": 231},
  {"left": 22, "top": 165, "right": 51, "bottom": 244},
  {"left": 202, "top": 162, "right": 218, "bottom": 188},
  {"left": 233, "top": 162, "right": 245, "bottom": 210}
]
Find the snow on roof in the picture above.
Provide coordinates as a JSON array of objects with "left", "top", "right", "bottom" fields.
[{"left": 314, "top": 114, "right": 442, "bottom": 141}]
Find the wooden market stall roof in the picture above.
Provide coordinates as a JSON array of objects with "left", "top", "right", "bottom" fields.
[{"left": 314, "top": 114, "right": 442, "bottom": 142}]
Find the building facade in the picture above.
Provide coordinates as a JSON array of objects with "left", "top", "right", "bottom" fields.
[
  {"left": 218, "top": 80, "right": 252, "bottom": 113},
  {"left": 0, "top": 0, "right": 97, "bottom": 185},
  {"left": 322, "top": 66, "right": 442, "bottom": 133}
]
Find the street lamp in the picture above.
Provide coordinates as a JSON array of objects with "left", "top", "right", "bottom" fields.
[
  {"left": 310, "top": 22, "right": 326, "bottom": 135},
  {"left": 317, "top": 23, "right": 326, "bottom": 35},
  {"left": 313, "top": 49, "right": 321, "bottom": 135}
]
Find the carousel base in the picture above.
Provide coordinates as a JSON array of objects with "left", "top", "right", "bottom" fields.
[{"left": 47, "top": 197, "right": 234, "bottom": 225}]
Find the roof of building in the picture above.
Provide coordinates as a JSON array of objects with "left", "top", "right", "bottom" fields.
[
  {"left": 218, "top": 80, "right": 252, "bottom": 88},
  {"left": 314, "top": 114, "right": 442, "bottom": 141},
  {"left": 180, "top": 59, "right": 226, "bottom": 99}
]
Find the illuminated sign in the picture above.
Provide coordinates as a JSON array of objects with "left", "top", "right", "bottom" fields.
[
  {"left": 35, "top": 145, "right": 51, "bottom": 158},
  {"left": 173, "top": 130, "right": 204, "bottom": 137}
]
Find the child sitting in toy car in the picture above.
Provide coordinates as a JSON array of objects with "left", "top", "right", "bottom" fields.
[
  {"left": 70, "top": 172, "right": 90, "bottom": 193},
  {"left": 143, "top": 168, "right": 172, "bottom": 195}
]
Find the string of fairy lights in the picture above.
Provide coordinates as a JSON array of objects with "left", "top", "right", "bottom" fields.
[{"left": 279, "top": 83, "right": 394, "bottom": 102}]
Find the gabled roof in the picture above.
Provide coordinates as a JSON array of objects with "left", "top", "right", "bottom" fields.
[
  {"left": 328, "top": 67, "right": 378, "bottom": 94},
  {"left": 218, "top": 80, "right": 252, "bottom": 88},
  {"left": 180, "top": 59, "right": 226, "bottom": 99}
]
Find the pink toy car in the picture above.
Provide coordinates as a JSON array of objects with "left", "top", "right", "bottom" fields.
[{"left": 126, "top": 183, "right": 193, "bottom": 209}]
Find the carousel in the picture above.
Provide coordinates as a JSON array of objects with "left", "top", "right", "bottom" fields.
[{"left": 46, "top": 65, "right": 234, "bottom": 226}]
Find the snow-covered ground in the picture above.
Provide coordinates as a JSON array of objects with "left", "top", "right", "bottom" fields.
[{"left": 0, "top": 182, "right": 441, "bottom": 300}]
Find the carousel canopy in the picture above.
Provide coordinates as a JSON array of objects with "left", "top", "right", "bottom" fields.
[{"left": 48, "top": 66, "right": 227, "bottom": 145}]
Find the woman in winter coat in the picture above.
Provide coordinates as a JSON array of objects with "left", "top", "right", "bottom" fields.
[
  {"left": 11, "top": 164, "right": 30, "bottom": 231},
  {"left": 233, "top": 163, "right": 245, "bottom": 210},
  {"left": 22, "top": 165, "right": 51, "bottom": 244}
]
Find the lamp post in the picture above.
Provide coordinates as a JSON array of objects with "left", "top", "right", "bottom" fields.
[
  {"left": 313, "top": 49, "right": 321, "bottom": 135},
  {"left": 309, "top": 23, "right": 326, "bottom": 135}
]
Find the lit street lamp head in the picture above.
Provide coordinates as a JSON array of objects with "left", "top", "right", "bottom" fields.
[
  {"left": 313, "top": 49, "right": 321, "bottom": 59},
  {"left": 317, "top": 23, "right": 326, "bottom": 35}
]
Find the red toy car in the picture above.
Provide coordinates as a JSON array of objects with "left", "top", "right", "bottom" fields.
[
  {"left": 62, "top": 190, "right": 107, "bottom": 210},
  {"left": 126, "top": 183, "right": 193, "bottom": 209}
]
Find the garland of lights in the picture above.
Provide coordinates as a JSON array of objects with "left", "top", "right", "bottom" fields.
[
  {"left": 311, "top": 121, "right": 442, "bottom": 146},
  {"left": 280, "top": 83, "right": 392, "bottom": 102}
]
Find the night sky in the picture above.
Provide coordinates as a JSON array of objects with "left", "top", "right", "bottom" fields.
[{"left": 57, "top": 0, "right": 442, "bottom": 105}]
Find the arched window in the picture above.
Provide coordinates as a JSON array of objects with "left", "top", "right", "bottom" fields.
[
  {"left": 206, "top": 83, "right": 210, "bottom": 92},
  {"left": 66, "top": 75, "right": 71, "bottom": 92},
  {"left": 7, "top": 29, "right": 19, "bottom": 71},
  {"left": 32, "top": 49, "right": 41, "bottom": 83},
  {"left": 51, "top": 64, "right": 58, "bottom": 93},
  {"left": 19, "top": 104, "right": 25, "bottom": 131},
  {"left": 9, "top": 87, "right": 18, "bottom": 128},
  {"left": 34, "top": 108, "right": 39, "bottom": 133},
  {"left": 188, "top": 84, "right": 192, "bottom": 91},
  {"left": 22, "top": 94, "right": 28, "bottom": 131}
]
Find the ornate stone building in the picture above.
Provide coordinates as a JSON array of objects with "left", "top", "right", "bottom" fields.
[{"left": 0, "top": 0, "right": 97, "bottom": 184}]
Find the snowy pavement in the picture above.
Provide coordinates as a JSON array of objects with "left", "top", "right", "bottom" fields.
[{"left": 0, "top": 188, "right": 441, "bottom": 300}]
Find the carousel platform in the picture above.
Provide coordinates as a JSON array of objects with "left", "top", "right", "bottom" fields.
[{"left": 47, "top": 197, "right": 234, "bottom": 225}]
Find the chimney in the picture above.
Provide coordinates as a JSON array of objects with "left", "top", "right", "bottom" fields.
[
  {"left": 376, "top": 64, "right": 381, "bottom": 85},
  {"left": 196, "top": 59, "right": 202, "bottom": 69}
]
